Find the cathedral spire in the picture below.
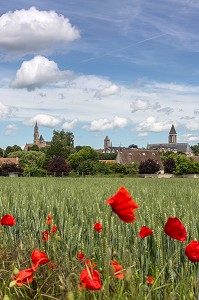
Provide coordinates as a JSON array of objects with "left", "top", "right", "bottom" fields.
[{"left": 34, "top": 121, "right": 39, "bottom": 144}]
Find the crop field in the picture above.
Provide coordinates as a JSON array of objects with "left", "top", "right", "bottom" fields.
[{"left": 0, "top": 177, "right": 198, "bottom": 300}]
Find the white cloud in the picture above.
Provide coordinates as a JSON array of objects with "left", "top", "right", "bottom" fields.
[
  {"left": 25, "top": 114, "right": 62, "bottom": 128},
  {"left": 84, "top": 116, "right": 128, "bottom": 131},
  {"left": 62, "top": 119, "right": 78, "bottom": 130},
  {"left": 5, "top": 124, "right": 17, "bottom": 136},
  {"left": 185, "top": 120, "right": 199, "bottom": 131},
  {"left": 94, "top": 84, "right": 120, "bottom": 98},
  {"left": 0, "top": 102, "right": 14, "bottom": 119},
  {"left": 178, "top": 134, "right": 199, "bottom": 142},
  {"left": 10, "top": 56, "right": 72, "bottom": 91},
  {"left": 131, "top": 99, "right": 151, "bottom": 112},
  {"left": 0, "top": 7, "right": 80, "bottom": 56},
  {"left": 137, "top": 117, "right": 172, "bottom": 132}
]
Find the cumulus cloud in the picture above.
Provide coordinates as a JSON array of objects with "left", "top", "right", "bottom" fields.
[
  {"left": 185, "top": 120, "right": 199, "bottom": 131},
  {"left": 131, "top": 99, "right": 161, "bottom": 113},
  {"left": 0, "top": 102, "right": 14, "bottom": 119},
  {"left": 137, "top": 117, "right": 171, "bottom": 132},
  {"left": 62, "top": 119, "right": 78, "bottom": 130},
  {"left": 25, "top": 114, "right": 62, "bottom": 128},
  {"left": 178, "top": 134, "right": 199, "bottom": 142},
  {"left": 94, "top": 84, "right": 120, "bottom": 99},
  {"left": 5, "top": 124, "right": 17, "bottom": 136},
  {"left": 10, "top": 56, "right": 72, "bottom": 91},
  {"left": 0, "top": 7, "right": 80, "bottom": 56},
  {"left": 84, "top": 116, "right": 128, "bottom": 131},
  {"left": 157, "top": 107, "right": 174, "bottom": 114}
]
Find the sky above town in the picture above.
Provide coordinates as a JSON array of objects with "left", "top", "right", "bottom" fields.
[{"left": 1, "top": 0, "right": 199, "bottom": 149}]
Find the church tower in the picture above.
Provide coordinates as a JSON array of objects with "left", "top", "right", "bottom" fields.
[
  {"left": 34, "top": 121, "right": 39, "bottom": 144},
  {"left": 104, "top": 136, "right": 112, "bottom": 149},
  {"left": 168, "top": 124, "right": 177, "bottom": 143}
]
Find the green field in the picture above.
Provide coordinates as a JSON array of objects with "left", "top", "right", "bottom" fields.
[{"left": 0, "top": 177, "right": 198, "bottom": 299}]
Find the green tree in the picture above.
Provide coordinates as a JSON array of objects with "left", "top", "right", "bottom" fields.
[
  {"left": 68, "top": 146, "right": 98, "bottom": 170},
  {"left": 4, "top": 145, "right": 22, "bottom": 157},
  {"left": 77, "top": 159, "right": 97, "bottom": 175},
  {"left": 191, "top": 143, "right": 199, "bottom": 155},
  {"left": 8, "top": 150, "right": 46, "bottom": 170},
  {"left": 108, "top": 162, "right": 127, "bottom": 174},
  {"left": 28, "top": 144, "right": 40, "bottom": 151},
  {"left": 44, "top": 131, "right": 74, "bottom": 168},
  {"left": 98, "top": 152, "right": 117, "bottom": 160},
  {"left": 0, "top": 148, "right": 4, "bottom": 157}
]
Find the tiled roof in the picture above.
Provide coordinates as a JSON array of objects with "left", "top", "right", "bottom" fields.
[
  {"left": 0, "top": 157, "right": 19, "bottom": 165},
  {"left": 116, "top": 149, "right": 164, "bottom": 169},
  {"left": 147, "top": 143, "right": 192, "bottom": 153}
]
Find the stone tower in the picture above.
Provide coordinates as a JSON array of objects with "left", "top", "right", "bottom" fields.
[
  {"left": 104, "top": 136, "right": 112, "bottom": 149},
  {"left": 168, "top": 124, "right": 177, "bottom": 143},
  {"left": 34, "top": 121, "right": 39, "bottom": 144}
]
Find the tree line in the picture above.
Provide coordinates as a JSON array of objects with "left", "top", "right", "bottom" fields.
[{"left": 0, "top": 130, "right": 199, "bottom": 176}]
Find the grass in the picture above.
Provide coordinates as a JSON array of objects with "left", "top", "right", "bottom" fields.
[{"left": 0, "top": 177, "right": 198, "bottom": 299}]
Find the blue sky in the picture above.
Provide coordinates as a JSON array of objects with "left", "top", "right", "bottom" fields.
[{"left": 1, "top": 0, "right": 199, "bottom": 149}]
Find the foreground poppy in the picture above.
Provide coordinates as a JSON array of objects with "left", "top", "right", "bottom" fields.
[
  {"left": 80, "top": 268, "right": 102, "bottom": 290},
  {"left": 106, "top": 186, "right": 139, "bottom": 223},
  {"left": 146, "top": 276, "right": 154, "bottom": 284},
  {"left": 31, "top": 249, "right": 50, "bottom": 271},
  {"left": 14, "top": 268, "right": 33, "bottom": 286},
  {"left": 185, "top": 240, "right": 199, "bottom": 262},
  {"left": 139, "top": 226, "right": 153, "bottom": 238},
  {"left": 0, "top": 214, "right": 16, "bottom": 226},
  {"left": 52, "top": 225, "right": 57, "bottom": 233},
  {"left": 46, "top": 214, "right": 53, "bottom": 225},
  {"left": 164, "top": 217, "right": 187, "bottom": 241},
  {"left": 110, "top": 260, "right": 125, "bottom": 279},
  {"left": 94, "top": 222, "right": 102, "bottom": 232}
]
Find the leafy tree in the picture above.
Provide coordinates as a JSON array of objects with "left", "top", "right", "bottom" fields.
[
  {"left": 173, "top": 154, "right": 199, "bottom": 175},
  {"left": 191, "top": 143, "right": 199, "bottom": 155},
  {"left": 94, "top": 161, "right": 111, "bottom": 175},
  {"left": 77, "top": 159, "right": 97, "bottom": 175},
  {"left": 0, "top": 148, "right": 4, "bottom": 157},
  {"left": 8, "top": 150, "right": 46, "bottom": 169},
  {"left": 108, "top": 162, "right": 127, "bottom": 174},
  {"left": 46, "top": 130, "right": 74, "bottom": 160},
  {"left": 68, "top": 147, "right": 98, "bottom": 170},
  {"left": 48, "top": 156, "right": 71, "bottom": 176},
  {"left": 125, "top": 162, "right": 138, "bottom": 175},
  {"left": 4, "top": 145, "right": 22, "bottom": 157},
  {"left": 98, "top": 152, "right": 117, "bottom": 160},
  {"left": 164, "top": 157, "right": 176, "bottom": 174},
  {"left": 139, "top": 159, "right": 160, "bottom": 174},
  {"left": 28, "top": 145, "right": 40, "bottom": 151},
  {"left": 0, "top": 163, "right": 23, "bottom": 176}
]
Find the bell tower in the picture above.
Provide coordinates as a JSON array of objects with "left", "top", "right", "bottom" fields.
[
  {"left": 168, "top": 124, "right": 177, "bottom": 143},
  {"left": 34, "top": 121, "right": 39, "bottom": 144}
]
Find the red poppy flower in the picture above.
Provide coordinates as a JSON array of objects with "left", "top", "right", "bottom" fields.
[
  {"left": 185, "top": 240, "right": 199, "bottom": 262},
  {"left": 80, "top": 268, "right": 102, "bottom": 290},
  {"left": 14, "top": 268, "right": 33, "bottom": 286},
  {"left": 94, "top": 222, "right": 102, "bottom": 232},
  {"left": 139, "top": 226, "right": 153, "bottom": 238},
  {"left": 0, "top": 214, "right": 16, "bottom": 226},
  {"left": 31, "top": 249, "right": 50, "bottom": 271},
  {"left": 146, "top": 276, "right": 154, "bottom": 284},
  {"left": 106, "top": 186, "right": 139, "bottom": 223},
  {"left": 76, "top": 253, "right": 85, "bottom": 261},
  {"left": 52, "top": 225, "right": 57, "bottom": 233},
  {"left": 46, "top": 214, "right": 52, "bottom": 225},
  {"left": 164, "top": 217, "right": 187, "bottom": 241},
  {"left": 110, "top": 260, "right": 125, "bottom": 279},
  {"left": 42, "top": 230, "right": 51, "bottom": 242}
]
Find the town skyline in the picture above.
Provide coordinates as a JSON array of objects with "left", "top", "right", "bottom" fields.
[{"left": 1, "top": 1, "right": 199, "bottom": 149}]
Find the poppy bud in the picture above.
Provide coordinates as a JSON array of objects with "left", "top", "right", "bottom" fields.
[
  {"left": 113, "top": 250, "right": 118, "bottom": 257},
  {"left": 13, "top": 267, "right": 19, "bottom": 276},
  {"left": 55, "top": 235, "right": 61, "bottom": 241},
  {"left": 66, "top": 291, "right": 75, "bottom": 300},
  {"left": 188, "top": 292, "right": 194, "bottom": 299},
  {"left": 3, "top": 295, "right": 10, "bottom": 300},
  {"left": 124, "top": 267, "right": 132, "bottom": 282},
  {"left": 9, "top": 280, "right": 17, "bottom": 287}
]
